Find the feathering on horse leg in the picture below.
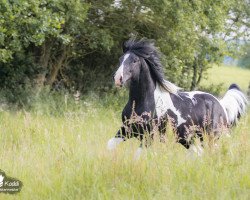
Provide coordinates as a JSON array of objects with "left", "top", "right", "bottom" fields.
[{"left": 107, "top": 129, "right": 126, "bottom": 150}]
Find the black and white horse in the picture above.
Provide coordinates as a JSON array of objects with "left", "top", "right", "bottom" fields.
[{"left": 107, "top": 38, "right": 248, "bottom": 157}]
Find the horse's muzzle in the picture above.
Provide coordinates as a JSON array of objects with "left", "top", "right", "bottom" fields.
[{"left": 114, "top": 75, "right": 123, "bottom": 87}]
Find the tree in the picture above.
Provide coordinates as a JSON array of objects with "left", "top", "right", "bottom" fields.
[
  {"left": 0, "top": 0, "right": 248, "bottom": 105},
  {"left": 238, "top": 42, "right": 250, "bottom": 68}
]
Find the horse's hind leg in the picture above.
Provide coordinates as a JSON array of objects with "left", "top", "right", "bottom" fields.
[
  {"left": 190, "top": 132, "right": 204, "bottom": 157},
  {"left": 158, "top": 120, "right": 167, "bottom": 143},
  {"left": 178, "top": 137, "right": 190, "bottom": 149},
  {"left": 178, "top": 136, "right": 203, "bottom": 157}
]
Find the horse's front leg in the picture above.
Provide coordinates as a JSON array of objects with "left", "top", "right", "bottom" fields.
[
  {"left": 107, "top": 137, "right": 124, "bottom": 150},
  {"left": 134, "top": 123, "right": 154, "bottom": 160},
  {"left": 134, "top": 135, "right": 154, "bottom": 160},
  {"left": 107, "top": 128, "right": 126, "bottom": 150},
  {"left": 134, "top": 143, "right": 143, "bottom": 160}
]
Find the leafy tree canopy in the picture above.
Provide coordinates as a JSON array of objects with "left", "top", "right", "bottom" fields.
[{"left": 0, "top": 0, "right": 249, "bottom": 105}]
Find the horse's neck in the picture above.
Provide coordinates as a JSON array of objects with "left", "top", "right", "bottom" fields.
[{"left": 129, "top": 69, "right": 155, "bottom": 106}]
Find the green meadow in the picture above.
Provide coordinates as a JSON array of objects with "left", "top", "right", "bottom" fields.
[
  {"left": 0, "top": 65, "right": 249, "bottom": 200},
  {"left": 201, "top": 65, "right": 250, "bottom": 93}
]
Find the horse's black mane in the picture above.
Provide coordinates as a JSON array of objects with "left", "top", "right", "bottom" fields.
[
  {"left": 123, "top": 38, "right": 165, "bottom": 84},
  {"left": 123, "top": 38, "right": 180, "bottom": 93}
]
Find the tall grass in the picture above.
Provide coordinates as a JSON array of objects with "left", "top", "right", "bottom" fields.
[{"left": 0, "top": 66, "right": 249, "bottom": 199}]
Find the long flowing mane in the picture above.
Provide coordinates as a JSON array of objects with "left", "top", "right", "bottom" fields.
[{"left": 123, "top": 38, "right": 180, "bottom": 94}]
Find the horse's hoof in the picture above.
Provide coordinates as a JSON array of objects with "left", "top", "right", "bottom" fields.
[{"left": 134, "top": 147, "right": 143, "bottom": 160}]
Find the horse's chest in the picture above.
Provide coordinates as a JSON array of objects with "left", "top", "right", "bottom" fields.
[{"left": 154, "top": 86, "right": 186, "bottom": 126}]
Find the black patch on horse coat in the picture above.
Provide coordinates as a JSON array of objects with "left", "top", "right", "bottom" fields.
[
  {"left": 167, "top": 92, "right": 227, "bottom": 144},
  {"left": 166, "top": 109, "right": 178, "bottom": 125},
  {"left": 117, "top": 57, "right": 157, "bottom": 139}
]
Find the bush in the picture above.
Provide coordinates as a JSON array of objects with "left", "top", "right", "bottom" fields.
[{"left": 198, "top": 83, "right": 224, "bottom": 97}]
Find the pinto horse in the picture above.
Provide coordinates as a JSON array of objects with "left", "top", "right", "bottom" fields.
[{"left": 107, "top": 38, "right": 248, "bottom": 157}]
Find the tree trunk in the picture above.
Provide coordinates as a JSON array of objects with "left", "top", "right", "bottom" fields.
[
  {"left": 190, "top": 61, "right": 197, "bottom": 91},
  {"left": 46, "top": 46, "right": 67, "bottom": 86},
  {"left": 196, "top": 64, "right": 203, "bottom": 87},
  {"left": 35, "top": 40, "right": 52, "bottom": 87}
]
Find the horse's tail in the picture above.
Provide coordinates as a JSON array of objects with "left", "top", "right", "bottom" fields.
[{"left": 220, "top": 84, "right": 248, "bottom": 126}]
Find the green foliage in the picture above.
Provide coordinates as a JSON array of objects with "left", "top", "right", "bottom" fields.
[
  {"left": 200, "top": 64, "right": 250, "bottom": 94},
  {"left": 0, "top": 51, "right": 39, "bottom": 106},
  {"left": 0, "top": 0, "right": 89, "bottom": 105},
  {"left": 199, "top": 83, "right": 224, "bottom": 97},
  {"left": 238, "top": 43, "right": 250, "bottom": 69},
  {"left": 0, "top": 0, "right": 249, "bottom": 106}
]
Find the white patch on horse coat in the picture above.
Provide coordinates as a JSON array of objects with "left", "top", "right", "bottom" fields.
[
  {"left": 220, "top": 88, "right": 248, "bottom": 124},
  {"left": 114, "top": 53, "right": 130, "bottom": 85},
  {"left": 185, "top": 91, "right": 204, "bottom": 105},
  {"left": 154, "top": 83, "right": 186, "bottom": 126},
  {"left": 107, "top": 137, "right": 124, "bottom": 150}
]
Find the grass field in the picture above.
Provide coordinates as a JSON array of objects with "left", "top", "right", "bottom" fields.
[
  {"left": 0, "top": 65, "right": 249, "bottom": 199},
  {"left": 201, "top": 65, "right": 250, "bottom": 93}
]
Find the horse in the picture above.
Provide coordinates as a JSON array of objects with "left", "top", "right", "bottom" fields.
[{"left": 107, "top": 38, "right": 248, "bottom": 158}]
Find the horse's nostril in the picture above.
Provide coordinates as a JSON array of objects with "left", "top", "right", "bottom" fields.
[{"left": 119, "top": 76, "right": 122, "bottom": 84}]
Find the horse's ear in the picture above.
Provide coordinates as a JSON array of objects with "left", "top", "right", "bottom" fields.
[{"left": 122, "top": 41, "right": 129, "bottom": 53}]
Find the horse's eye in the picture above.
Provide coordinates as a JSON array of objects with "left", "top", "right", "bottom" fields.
[{"left": 133, "top": 60, "right": 137, "bottom": 64}]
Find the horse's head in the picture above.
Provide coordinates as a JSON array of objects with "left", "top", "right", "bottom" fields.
[
  {"left": 114, "top": 38, "right": 176, "bottom": 93},
  {"left": 114, "top": 52, "right": 141, "bottom": 87}
]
